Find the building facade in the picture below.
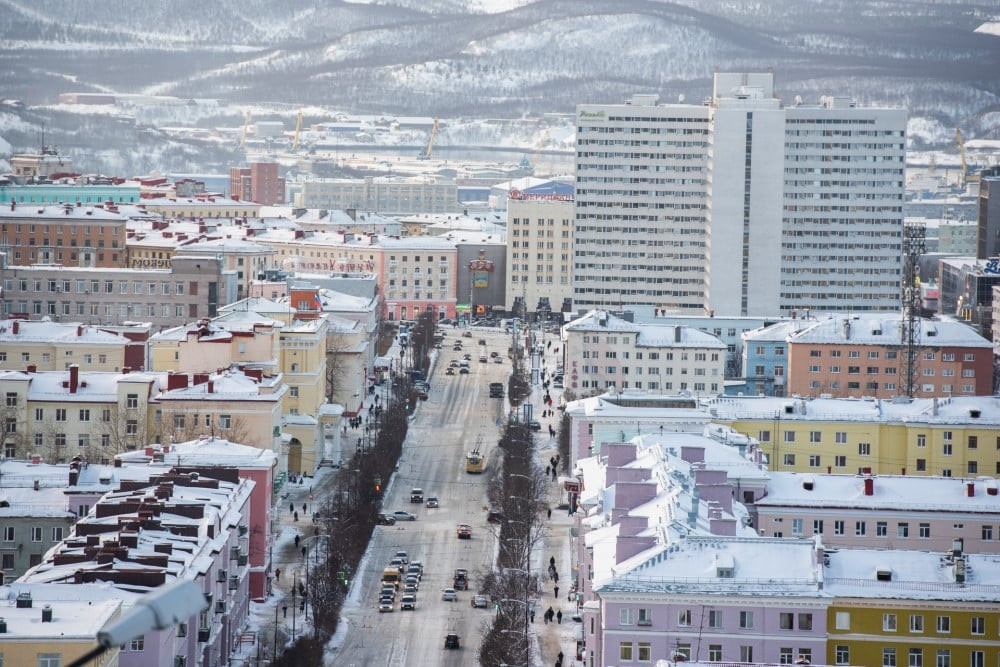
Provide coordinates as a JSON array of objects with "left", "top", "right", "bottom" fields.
[
  {"left": 0, "top": 202, "right": 127, "bottom": 268},
  {"left": 296, "top": 176, "right": 458, "bottom": 214},
  {"left": 506, "top": 191, "right": 573, "bottom": 316}
]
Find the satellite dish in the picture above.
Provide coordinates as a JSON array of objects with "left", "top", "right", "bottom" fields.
[{"left": 678, "top": 94, "right": 685, "bottom": 103}]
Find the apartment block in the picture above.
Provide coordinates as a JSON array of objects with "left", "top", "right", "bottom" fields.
[
  {"left": 574, "top": 73, "right": 906, "bottom": 316},
  {"left": 0, "top": 201, "right": 127, "bottom": 268},
  {"left": 0, "top": 320, "right": 132, "bottom": 372},
  {"left": 296, "top": 176, "right": 458, "bottom": 214},
  {"left": 562, "top": 310, "right": 726, "bottom": 396},
  {"left": 505, "top": 186, "right": 574, "bottom": 314},
  {"left": 786, "top": 314, "right": 993, "bottom": 398}
]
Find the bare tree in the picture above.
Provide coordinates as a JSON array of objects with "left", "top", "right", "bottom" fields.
[
  {"left": 157, "top": 408, "right": 252, "bottom": 447},
  {"left": 325, "top": 331, "right": 355, "bottom": 403}
]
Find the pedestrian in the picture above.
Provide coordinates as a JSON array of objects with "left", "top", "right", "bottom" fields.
[
  {"left": 301, "top": 546, "right": 306, "bottom": 558},
  {"left": 547, "top": 507, "right": 552, "bottom": 519},
  {"left": 554, "top": 585, "right": 559, "bottom": 598},
  {"left": 275, "top": 568, "right": 281, "bottom": 581},
  {"left": 530, "top": 609, "right": 536, "bottom": 622},
  {"left": 543, "top": 610, "right": 549, "bottom": 624},
  {"left": 558, "top": 651, "right": 564, "bottom": 664},
  {"left": 545, "top": 465, "right": 551, "bottom": 476},
  {"left": 302, "top": 503, "right": 307, "bottom": 512},
  {"left": 314, "top": 526, "right": 319, "bottom": 536},
  {"left": 282, "top": 605, "right": 288, "bottom": 618},
  {"left": 546, "top": 606, "right": 554, "bottom": 622},
  {"left": 553, "top": 571, "right": 559, "bottom": 584},
  {"left": 293, "top": 511, "right": 299, "bottom": 522},
  {"left": 289, "top": 502, "right": 294, "bottom": 514},
  {"left": 550, "top": 556, "right": 555, "bottom": 567},
  {"left": 294, "top": 534, "right": 300, "bottom": 547},
  {"left": 552, "top": 468, "right": 557, "bottom": 481},
  {"left": 557, "top": 610, "right": 563, "bottom": 624}
]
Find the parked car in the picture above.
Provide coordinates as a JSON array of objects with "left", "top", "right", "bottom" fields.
[
  {"left": 391, "top": 510, "right": 417, "bottom": 521},
  {"left": 490, "top": 351, "right": 500, "bottom": 358},
  {"left": 471, "top": 595, "right": 488, "bottom": 608},
  {"left": 478, "top": 339, "right": 487, "bottom": 346},
  {"left": 442, "top": 588, "right": 458, "bottom": 601}
]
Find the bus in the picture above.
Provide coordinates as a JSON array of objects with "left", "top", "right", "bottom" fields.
[{"left": 466, "top": 448, "right": 484, "bottom": 474}]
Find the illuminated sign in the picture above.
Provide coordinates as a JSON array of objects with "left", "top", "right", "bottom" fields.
[{"left": 509, "top": 189, "right": 573, "bottom": 202}]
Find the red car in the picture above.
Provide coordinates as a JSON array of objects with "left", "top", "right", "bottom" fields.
[{"left": 456, "top": 524, "right": 472, "bottom": 539}]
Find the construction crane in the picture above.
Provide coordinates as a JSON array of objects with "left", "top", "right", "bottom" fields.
[
  {"left": 956, "top": 128, "right": 968, "bottom": 188},
  {"left": 292, "top": 111, "right": 303, "bottom": 151},
  {"left": 418, "top": 117, "right": 439, "bottom": 160},
  {"left": 239, "top": 111, "right": 252, "bottom": 149}
]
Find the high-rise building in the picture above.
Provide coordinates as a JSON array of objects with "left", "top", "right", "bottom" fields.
[
  {"left": 229, "top": 162, "right": 285, "bottom": 205},
  {"left": 574, "top": 73, "right": 907, "bottom": 317},
  {"left": 977, "top": 166, "right": 1000, "bottom": 259}
]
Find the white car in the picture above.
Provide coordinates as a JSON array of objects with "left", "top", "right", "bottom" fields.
[
  {"left": 391, "top": 510, "right": 417, "bottom": 521},
  {"left": 442, "top": 587, "right": 457, "bottom": 601}
]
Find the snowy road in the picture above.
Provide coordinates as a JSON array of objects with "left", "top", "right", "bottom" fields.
[{"left": 334, "top": 327, "right": 514, "bottom": 666}]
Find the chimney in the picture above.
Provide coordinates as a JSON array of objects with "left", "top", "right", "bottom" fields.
[
  {"left": 843, "top": 319, "right": 851, "bottom": 340},
  {"left": 68, "top": 469, "right": 78, "bottom": 486},
  {"left": 76, "top": 324, "right": 83, "bottom": 336},
  {"left": 69, "top": 364, "right": 79, "bottom": 394},
  {"left": 12, "top": 320, "right": 18, "bottom": 335},
  {"left": 166, "top": 372, "right": 188, "bottom": 391},
  {"left": 30, "top": 455, "right": 41, "bottom": 465},
  {"left": 967, "top": 482, "right": 975, "bottom": 497},
  {"left": 15, "top": 593, "right": 31, "bottom": 608},
  {"left": 41, "top": 605, "right": 52, "bottom": 622},
  {"left": 207, "top": 380, "right": 214, "bottom": 393},
  {"left": 863, "top": 477, "right": 874, "bottom": 496},
  {"left": 674, "top": 327, "right": 681, "bottom": 343},
  {"left": 26, "top": 364, "right": 35, "bottom": 373}
]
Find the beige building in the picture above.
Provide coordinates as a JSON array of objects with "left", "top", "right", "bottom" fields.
[
  {"left": 0, "top": 320, "right": 128, "bottom": 371},
  {"left": 0, "top": 586, "right": 120, "bottom": 667},
  {"left": 506, "top": 194, "right": 573, "bottom": 313},
  {"left": 172, "top": 238, "right": 273, "bottom": 302},
  {"left": 139, "top": 196, "right": 260, "bottom": 219}
]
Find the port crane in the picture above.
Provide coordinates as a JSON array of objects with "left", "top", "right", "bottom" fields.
[
  {"left": 239, "top": 111, "right": 252, "bottom": 149},
  {"left": 292, "top": 111, "right": 303, "bottom": 151},
  {"left": 418, "top": 117, "right": 439, "bottom": 160}
]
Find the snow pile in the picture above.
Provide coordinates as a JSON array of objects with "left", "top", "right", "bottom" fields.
[{"left": 907, "top": 116, "right": 951, "bottom": 147}]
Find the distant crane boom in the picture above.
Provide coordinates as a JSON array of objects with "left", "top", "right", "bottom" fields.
[
  {"left": 418, "top": 118, "right": 439, "bottom": 159},
  {"left": 956, "top": 128, "right": 967, "bottom": 188},
  {"left": 240, "top": 111, "right": 252, "bottom": 149},
  {"left": 292, "top": 111, "right": 303, "bottom": 151}
]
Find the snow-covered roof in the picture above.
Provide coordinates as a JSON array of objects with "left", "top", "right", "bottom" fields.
[
  {"left": 824, "top": 549, "right": 1000, "bottom": 601},
  {"left": 0, "top": 586, "right": 121, "bottom": 638},
  {"left": 759, "top": 472, "right": 1000, "bottom": 513},
  {"left": 742, "top": 319, "right": 816, "bottom": 343},
  {"left": 0, "top": 204, "right": 125, "bottom": 222},
  {"left": 115, "top": 436, "right": 277, "bottom": 469},
  {"left": 789, "top": 313, "right": 992, "bottom": 348},
  {"left": 179, "top": 237, "right": 275, "bottom": 254},
  {"left": 0, "top": 320, "right": 128, "bottom": 345},
  {"left": 566, "top": 310, "right": 726, "bottom": 348}
]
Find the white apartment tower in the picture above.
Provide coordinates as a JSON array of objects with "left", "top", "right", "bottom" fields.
[{"left": 574, "top": 73, "right": 906, "bottom": 317}]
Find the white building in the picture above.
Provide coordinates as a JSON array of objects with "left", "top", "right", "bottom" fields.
[
  {"left": 562, "top": 310, "right": 726, "bottom": 397},
  {"left": 506, "top": 192, "right": 574, "bottom": 314},
  {"left": 574, "top": 73, "right": 906, "bottom": 317}
]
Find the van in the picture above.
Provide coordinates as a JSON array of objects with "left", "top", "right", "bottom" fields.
[{"left": 381, "top": 568, "right": 400, "bottom": 587}]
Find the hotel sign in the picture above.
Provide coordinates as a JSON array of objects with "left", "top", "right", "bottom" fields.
[{"left": 509, "top": 189, "right": 572, "bottom": 202}]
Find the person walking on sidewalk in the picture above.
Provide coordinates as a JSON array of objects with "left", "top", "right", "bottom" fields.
[
  {"left": 530, "top": 608, "right": 536, "bottom": 622},
  {"left": 557, "top": 610, "right": 563, "bottom": 624},
  {"left": 554, "top": 585, "right": 559, "bottom": 599}
]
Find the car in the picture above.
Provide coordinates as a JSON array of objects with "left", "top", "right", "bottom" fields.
[
  {"left": 434, "top": 342, "right": 442, "bottom": 349},
  {"left": 456, "top": 524, "right": 472, "bottom": 539},
  {"left": 394, "top": 550, "right": 409, "bottom": 564},
  {"left": 410, "top": 488, "right": 424, "bottom": 503},
  {"left": 442, "top": 588, "right": 457, "bottom": 601},
  {"left": 446, "top": 367, "right": 455, "bottom": 375},
  {"left": 462, "top": 331, "right": 472, "bottom": 338},
  {"left": 479, "top": 355, "right": 488, "bottom": 363},
  {"left": 463, "top": 353, "right": 472, "bottom": 360},
  {"left": 459, "top": 367, "right": 470, "bottom": 374},
  {"left": 391, "top": 510, "right": 417, "bottom": 521},
  {"left": 478, "top": 339, "right": 487, "bottom": 346},
  {"left": 444, "top": 633, "right": 460, "bottom": 649},
  {"left": 380, "top": 584, "right": 396, "bottom": 596},
  {"left": 553, "top": 379, "right": 563, "bottom": 388},
  {"left": 417, "top": 387, "right": 429, "bottom": 400},
  {"left": 471, "top": 595, "right": 488, "bottom": 608},
  {"left": 410, "top": 560, "right": 424, "bottom": 574},
  {"left": 402, "top": 584, "right": 418, "bottom": 596},
  {"left": 405, "top": 574, "right": 420, "bottom": 589},
  {"left": 449, "top": 359, "right": 460, "bottom": 367},
  {"left": 452, "top": 345, "right": 463, "bottom": 352},
  {"left": 389, "top": 557, "right": 406, "bottom": 572},
  {"left": 487, "top": 509, "right": 503, "bottom": 524},
  {"left": 379, "top": 600, "right": 394, "bottom": 612},
  {"left": 493, "top": 356, "right": 503, "bottom": 364},
  {"left": 527, "top": 420, "right": 541, "bottom": 431},
  {"left": 376, "top": 513, "right": 397, "bottom": 526},
  {"left": 490, "top": 351, "right": 500, "bottom": 358},
  {"left": 426, "top": 496, "right": 439, "bottom": 508},
  {"left": 400, "top": 594, "right": 417, "bottom": 610}
]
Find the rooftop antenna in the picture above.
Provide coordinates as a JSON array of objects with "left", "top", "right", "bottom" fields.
[{"left": 900, "top": 223, "right": 925, "bottom": 398}]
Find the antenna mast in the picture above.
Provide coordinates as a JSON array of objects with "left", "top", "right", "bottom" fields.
[{"left": 900, "top": 223, "right": 925, "bottom": 397}]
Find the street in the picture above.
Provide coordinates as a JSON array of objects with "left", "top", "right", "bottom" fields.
[{"left": 334, "top": 326, "right": 514, "bottom": 666}]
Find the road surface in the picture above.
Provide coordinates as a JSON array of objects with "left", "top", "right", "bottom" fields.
[{"left": 335, "top": 327, "right": 515, "bottom": 666}]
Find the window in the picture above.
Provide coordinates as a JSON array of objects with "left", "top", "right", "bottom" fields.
[
  {"left": 637, "top": 642, "right": 651, "bottom": 661},
  {"left": 52, "top": 526, "right": 63, "bottom": 542},
  {"left": 707, "top": 610, "right": 722, "bottom": 628},
  {"left": 708, "top": 645, "right": 722, "bottom": 661},
  {"left": 130, "top": 636, "right": 144, "bottom": 651},
  {"left": 968, "top": 435, "right": 978, "bottom": 449},
  {"left": 783, "top": 454, "right": 796, "bottom": 466},
  {"left": 619, "top": 608, "right": 633, "bottom": 625},
  {"left": 834, "top": 455, "right": 846, "bottom": 467},
  {"left": 919, "top": 523, "right": 930, "bottom": 538},
  {"left": 3, "top": 527, "right": 13, "bottom": 542},
  {"left": 38, "top": 655, "right": 61, "bottom": 667},
  {"left": 898, "top": 523, "right": 909, "bottom": 538},
  {"left": 55, "top": 409, "right": 66, "bottom": 422},
  {"left": 619, "top": 642, "right": 633, "bottom": 661},
  {"left": 834, "top": 520, "right": 845, "bottom": 536},
  {"left": 739, "top": 611, "right": 753, "bottom": 629},
  {"left": 858, "top": 442, "right": 871, "bottom": 456},
  {"left": 809, "top": 455, "right": 821, "bottom": 467},
  {"left": 677, "top": 609, "right": 691, "bottom": 627},
  {"left": 126, "top": 419, "right": 137, "bottom": 435},
  {"left": 883, "top": 648, "right": 897, "bottom": 667},
  {"left": 813, "top": 519, "right": 824, "bottom": 534},
  {"left": 982, "top": 525, "right": 993, "bottom": 541},
  {"left": 967, "top": 461, "right": 978, "bottom": 474},
  {"left": 884, "top": 613, "right": 897, "bottom": 631},
  {"left": 173, "top": 414, "right": 185, "bottom": 429},
  {"left": 910, "top": 614, "right": 924, "bottom": 632},
  {"left": 219, "top": 415, "right": 232, "bottom": 429},
  {"left": 810, "top": 430, "right": 821, "bottom": 443},
  {"left": 783, "top": 431, "right": 796, "bottom": 443},
  {"left": 0, "top": 554, "right": 11, "bottom": 570},
  {"left": 877, "top": 521, "right": 888, "bottom": 537},
  {"left": 909, "top": 648, "right": 922, "bottom": 667},
  {"left": 126, "top": 394, "right": 138, "bottom": 409},
  {"left": 792, "top": 519, "right": 803, "bottom": 535},
  {"left": 970, "top": 616, "right": 984, "bottom": 635},
  {"left": 855, "top": 521, "right": 867, "bottom": 536},
  {"left": 969, "top": 651, "right": 984, "bottom": 667},
  {"left": 31, "top": 526, "right": 42, "bottom": 542},
  {"left": 835, "top": 431, "right": 848, "bottom": 444},
  {"left": 740, "top": 646, "right": 753, "bottom": 662},
  {"left": 936, "top": 615, "right": 950, "bottom": 633},
  {"left": 637, "top": 608, "right": 652, "bottom": 626},
  {"left": 934, "top": 649, "right": 949, "bottom": 667},
  {"left": 780, "top": 648, "right": 794, "bottom": 665},
  {"left": 798, "top": 613, "right": 812, "bottom": 631},
  {"left": 780, "top": 612, "right": 794, "bottom": 630}
]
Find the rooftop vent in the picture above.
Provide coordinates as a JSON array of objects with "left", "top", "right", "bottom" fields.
[{"left": 875, "top": 568, "right": 892, "bottom": 582}]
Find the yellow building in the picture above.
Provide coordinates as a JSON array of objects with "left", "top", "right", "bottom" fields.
[
  {"left": 708, "top": 395, "right": 1000, "bottom": 477},
  {"left": 0, "top": 320, "right": 128, "bottom": 372},
  {"left": 825, "top": 548, "right": 1000, "bottom": 667},
  {"left": 0, "top": 588, "right": 121, "bottom": 667},
  {"left": 140, "top": 196, "right": 260, "bottom": 219}
]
